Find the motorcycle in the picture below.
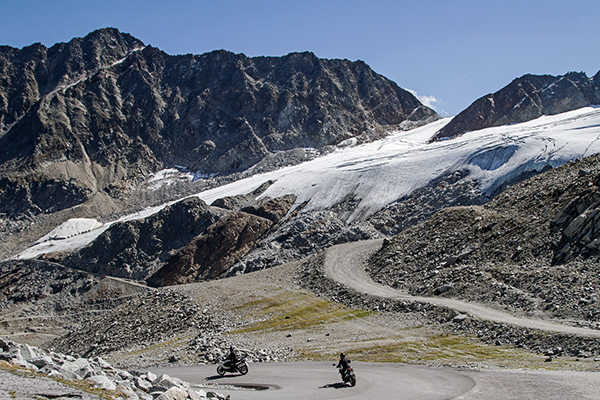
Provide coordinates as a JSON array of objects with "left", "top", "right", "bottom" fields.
[
  {"left": 216, "top": 357, "right": 249, "bottom": 376},
  {"left": 334, "top": 363, "right": 357, "bottom": 387}
]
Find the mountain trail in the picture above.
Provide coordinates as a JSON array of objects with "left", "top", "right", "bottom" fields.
[{"left": 324, "top": 239, "right": 600, "bottom": 338}]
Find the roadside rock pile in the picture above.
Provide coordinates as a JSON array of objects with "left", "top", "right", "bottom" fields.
[
  {"left": 50, "top": 289, "right": 212, "bottom": 359},
  {"left": 0, "top": 338, "right": 229, "bottom": 400},
  {"left": 187, "top": 333, "right": 293, "bottom": 364}
]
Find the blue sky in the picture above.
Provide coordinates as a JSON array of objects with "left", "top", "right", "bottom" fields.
[{"left": 1, "top": 0, "right": 599, "bottom": 116}]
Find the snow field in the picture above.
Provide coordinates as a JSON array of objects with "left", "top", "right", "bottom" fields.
[{"left": 11, "top": 106, "right": 600, "bottom": 260}]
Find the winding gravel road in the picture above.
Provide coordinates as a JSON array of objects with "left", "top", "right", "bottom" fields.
[{"left": 324, "top": 239, "right": 600, "bottom": 338}]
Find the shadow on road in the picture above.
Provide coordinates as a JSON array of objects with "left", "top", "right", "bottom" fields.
[
  {"left": 205, "top": 374, "right": 244, "bottom": 380},
  {"left": 319, "top": 382, "right": 351, "bottom": 389}
]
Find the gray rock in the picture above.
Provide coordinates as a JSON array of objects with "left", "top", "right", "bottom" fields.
[
  {"left": 27, "top": 355, "right": 54, "bottom": 369},
  {"left": 86, "top": 375, "right": 118, "bottom": 390},
  {"left": 156, "top": 387, "right": 188, "bottom": 400},
  {"left": 135, "top": 376, "right": 153, "bottom": 391},
  {"left": 153, "top": 374, "right": 189, "bottom": 390},
  {"left": 188, "top": 389, "right": 206, "bottom": 400}
]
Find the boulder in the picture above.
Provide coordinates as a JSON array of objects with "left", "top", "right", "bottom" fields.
[
  {"left": 153, "top": 374, "right": 189, "bottom": 390},
  {"left": 188, "top": 389, "right": 206, "bottom": 400},
  {"left": 27, "top": 355, "right": 54, "bottom": 369},
  {"left": 86, "top": 375, "right": 118, "bottom": 390},
  {"left": 156, "top": 387, "right": 188, "bottom": 400},
  {"left": 135, "top": 376, "right": 153, "bottom": 391}
]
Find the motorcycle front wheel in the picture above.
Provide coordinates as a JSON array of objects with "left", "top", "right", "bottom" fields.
[
  {"left": 349, "top": 375, "right": 357, "bottom": 387},
  {"left": 238, "top": 363, "right": 249, "bottom": 375},
  {"left": 217, "top": 366, "right": 226, "bottom": 376}
]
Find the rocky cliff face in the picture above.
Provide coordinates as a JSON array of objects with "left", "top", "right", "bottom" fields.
[
  {"left": 59, "top": 197, "right": 227, "bottom": 280},
  {"left": 431, "top": 71, "right": 600, "bottom": 141},
  {"left": 147, "top": 195, "right": 296, "bottom": 286},
  {"left": 0, "top": 28, "right": 438, "bottom": 222}
]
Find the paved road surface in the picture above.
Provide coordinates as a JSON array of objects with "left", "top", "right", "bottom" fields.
[
  {"left": 324, "top": 239, "right": 600, "bottom": 338},
  {"left": 152, "top": 362, "right": 600, "bottom": 400},
  {"left": 152, "top": 361, "right": 475, "bottom": 400}
]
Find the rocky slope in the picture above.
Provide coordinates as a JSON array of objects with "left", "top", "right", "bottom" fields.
[
  {"left": 369, "top": 152, "right": 600, "bottom": 328},
  {"left": 59, "top": 197, "right": 227, "bottom": 281},
  {"left": 432, "top": 71, "right": 600, "bottom": 141},
  {"left": 0, "top": 27, "right": 438, "bottom": 226}
]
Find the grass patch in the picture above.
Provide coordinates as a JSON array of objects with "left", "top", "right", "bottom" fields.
[
  {"left": 297, "top": 334, "right": 600, "bottom": 371},
  {"left": 231, "top": 290, "right": 375, "bottom": 334}
]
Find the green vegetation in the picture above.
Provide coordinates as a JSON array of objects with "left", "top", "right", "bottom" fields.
[
  {"left": 299, "top": 334, "right": 600, "bottom": 371},
  {"left": 231, "top": 290, "right": 375, "bottom": 334}
]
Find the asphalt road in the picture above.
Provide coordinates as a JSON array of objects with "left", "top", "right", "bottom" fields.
[
  {"left": 152, "top": 361, "right": 475, "bottom": 400},
  {"left": 152, "top": 362, "right": 600, "bottom": 400}
]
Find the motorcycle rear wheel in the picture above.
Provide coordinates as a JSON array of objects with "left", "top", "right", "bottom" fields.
[{"left": 238, "top": 364, "right": 249, "bottom": 375}]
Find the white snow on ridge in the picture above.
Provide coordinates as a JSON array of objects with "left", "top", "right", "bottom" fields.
[
  {"left": 11, "top": 106, "right": 600, "bottom": 260},
  {"left": 35, "top": 218, "right": 103, "bottom": 242},
  {"left": 194, "top": 106, "right": 600, "bottom": 222}
]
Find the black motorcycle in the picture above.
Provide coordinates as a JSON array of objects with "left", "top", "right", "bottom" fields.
[
  {"left": 334, "top": 363, "right": 357, "bottom": 387},
  {"left": 217, "top": 357, "right": 249, "bottom": 376}
]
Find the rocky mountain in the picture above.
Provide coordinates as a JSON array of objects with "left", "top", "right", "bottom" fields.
[
  {"left": 0, "top": 27, "right": 438, "bottom": 227},
  {"left": 59, "top": 197, "right": 228, "bottom": 281},
  {"left": 2, "top": 31, "right": 600, "bottom": 388},
  {"left": 368, "top": 152, "right": 600, "bottom": 328},
  {"left": 146, "top": 194, "right": 296, "bottom": 286},
  {"left": 431, "top": 71, "right": 600, "bottom": 141}
]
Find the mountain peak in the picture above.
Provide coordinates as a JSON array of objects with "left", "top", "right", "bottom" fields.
[
  {"left": 0, "top": 29, "right": 438, "bottom": 223},
  {"left": 430, "top": 71, "right": 600, "bottom": 142}
]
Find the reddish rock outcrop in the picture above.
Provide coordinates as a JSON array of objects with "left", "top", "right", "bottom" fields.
[
  {"left": 147, "top": 212, "right": 272, "bottom": 286},
  {"left": 242, "top": 194, "right": 297, "bottom": 223}
]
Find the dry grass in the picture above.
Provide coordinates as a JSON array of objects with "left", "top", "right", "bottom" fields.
[{"left": 0, "top": 360, "right": 126, "bottom": 400}]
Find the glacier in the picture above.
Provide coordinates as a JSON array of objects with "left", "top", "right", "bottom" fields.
[{"left": 12, "top": 106, "right": 600, "bottom": 260}]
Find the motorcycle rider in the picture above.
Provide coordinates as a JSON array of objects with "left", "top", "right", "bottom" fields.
[
  {"left": 224, "top": 346, "right": 238, "bottom": 370},
  {"left": 336, "top": 352, "right": 351, "bottom": 378}
]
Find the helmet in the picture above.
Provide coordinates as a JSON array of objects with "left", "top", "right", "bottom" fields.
[
  {"left": 230, "top": 346, "right": 235, "bottom": 352},
  {"left": 340, "top": 353, "right": 345, "bottom": 359}
]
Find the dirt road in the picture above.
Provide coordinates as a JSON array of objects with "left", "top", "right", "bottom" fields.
[{"left": 324, "top": 239, "right": 600, "bottom": 338}]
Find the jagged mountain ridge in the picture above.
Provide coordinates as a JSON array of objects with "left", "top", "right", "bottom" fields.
[
  {"left": 0, "top": 27, "right": 438, "bottom": 222},
  {"left": 431, "top": 71, "right": 600, "bottom": 141}
]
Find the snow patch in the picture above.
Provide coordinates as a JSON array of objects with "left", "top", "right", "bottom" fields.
[
  {"left": 147, "top": 168, "right": 194, "bottom": 190},
  {"left": 36, "top": 218, "right": 103, "bottom": 242}
]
